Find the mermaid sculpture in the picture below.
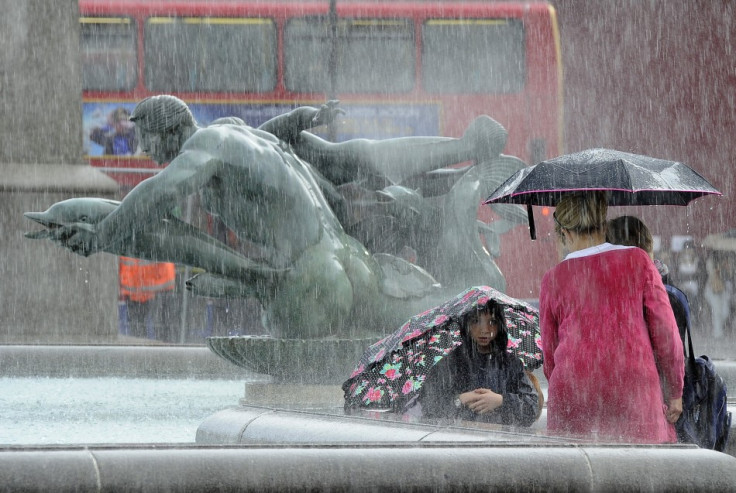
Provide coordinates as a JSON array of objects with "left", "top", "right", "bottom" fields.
[{"left": 25, "top": 96, "right": 526, "bottom": 338}]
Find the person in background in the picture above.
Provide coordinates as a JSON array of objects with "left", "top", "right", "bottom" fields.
[
  {"left": 539, "top": 191, "right": 683, "bottom": 443},
  {"left": 90, "top": 106, "right": 138, "bottom": 156},
  {"left": 673, "top": 240, "right": 705, "bottom": 321},
  {"left": 703, "top": 249, "right": 734, "bottom": 339},
  {"left": 606, "top": 215, "right": 689, "bottom": 348},
  {"left": 119, "top": 257, "right": 177, "bottom": 342},
  {"left": 418, "top": 300, "right": 540, "bottom": 426}
]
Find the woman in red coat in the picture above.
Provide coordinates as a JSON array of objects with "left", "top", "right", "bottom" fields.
[{"left": 539, "top": 191, "right": 684, "bottom": 443}]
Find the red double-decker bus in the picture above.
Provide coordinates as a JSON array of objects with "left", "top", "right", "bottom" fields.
[{"left": 79, "top": 0, "right": 564, "bottom": 298}]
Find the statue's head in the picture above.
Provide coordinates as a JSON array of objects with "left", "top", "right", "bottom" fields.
[
  {"left": 130, "top": 95, "right": 196, "bottom": 164},
  {"left": 130, "top": 95, "right": 195, "bottom": 133}
]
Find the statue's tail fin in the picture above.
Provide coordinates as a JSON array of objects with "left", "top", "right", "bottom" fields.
[
  {"left": 474, "top": 154, "right": 529, "bottom": 225},
  {"left": 462, "top": 115, "right": 508, "bottom": 164}
]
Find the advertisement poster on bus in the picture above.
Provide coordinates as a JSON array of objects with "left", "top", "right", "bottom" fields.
[{"left": 83, "top": 102, "right": 440, "bottom": 157}]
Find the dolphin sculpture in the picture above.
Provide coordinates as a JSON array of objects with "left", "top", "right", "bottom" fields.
[
  {"left": 25, "top": 198, "right": 120, "bottom": 240},
  {"left": 25, "top": 198, "right": 287, "bottom": 292}
]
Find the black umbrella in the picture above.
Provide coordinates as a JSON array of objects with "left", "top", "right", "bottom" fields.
[{"left": 483, "top": 148, "right": 721, "bottom": 239}]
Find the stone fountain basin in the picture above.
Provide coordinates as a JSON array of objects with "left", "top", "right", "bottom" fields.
[{"left": 206, "top": 335, "right": 378, "bottom": 385}]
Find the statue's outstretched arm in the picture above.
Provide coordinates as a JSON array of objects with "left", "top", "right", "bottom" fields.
[
  {"left": 64, "top": 146, "right": 223, "bottom": 256},
  {"left": 138, "top": 215, "right": 287, "bottom": 283},
  {"left": 258, "top": 100, "right": 343, "bottom": 145}
]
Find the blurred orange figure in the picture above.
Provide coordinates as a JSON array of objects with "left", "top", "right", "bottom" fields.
[{"left": 119, "top": 257, "right": 176, "bottom": 340}]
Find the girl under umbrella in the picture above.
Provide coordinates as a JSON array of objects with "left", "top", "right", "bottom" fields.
[{"left": 342, "top": 286, "right": 542, "bottom": 426}]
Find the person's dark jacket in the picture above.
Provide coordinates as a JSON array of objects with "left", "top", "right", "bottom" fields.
[
  {"left": 659, "top": 262, "right": 690, "bottom": 353},
  {"left": 418, "top": 342, "right": 539, "bottom": 426}
]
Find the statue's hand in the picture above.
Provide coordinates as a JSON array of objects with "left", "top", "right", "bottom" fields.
[
  {"left": 51, "top": 223, "right": 100, "bottom": 257},
  {"left": 311, "top": 100, "right": 345, "bottom": 127}
]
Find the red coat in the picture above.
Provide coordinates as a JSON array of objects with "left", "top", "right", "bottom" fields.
[{"left": 540, "top": 244, "right": 684, "bottom": 443}]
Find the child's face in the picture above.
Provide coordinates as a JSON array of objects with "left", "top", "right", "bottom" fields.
[{"left": 468, "top": 310, "right": 499, "bottom": 352}]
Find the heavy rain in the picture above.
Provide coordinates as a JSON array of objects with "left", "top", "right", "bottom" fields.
[{"left": 1, "top": 0, "right": 735, "bottom": 490}]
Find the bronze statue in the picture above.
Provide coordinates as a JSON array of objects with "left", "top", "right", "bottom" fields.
[{"left": 25, "top": 96, "right": 526, "bottom": 338}]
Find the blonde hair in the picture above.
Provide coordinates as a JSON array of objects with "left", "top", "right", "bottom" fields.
[
  {"left": 553, "top": 191, "right": 608, "bottom": 236},
  {"left": 606, "top": 215, "right": 653, "bottom": 255}
]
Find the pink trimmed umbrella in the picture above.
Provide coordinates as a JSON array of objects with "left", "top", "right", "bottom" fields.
[{"left": 484, "top": 148, "right": 721, "bottom": 239}]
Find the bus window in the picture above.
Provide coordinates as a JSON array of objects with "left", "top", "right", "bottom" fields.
[
  {"left": 144, "top": 17, "right": 277, "bottom": 93},
  {"left": 80, "top": 17, "right": 137, "bottom": 91},
  {"left": 285, "top": 17, "right": 415, "bottom": 94},
  {"left": 422, "top": 19, "right": 525, "bottom": 94}
]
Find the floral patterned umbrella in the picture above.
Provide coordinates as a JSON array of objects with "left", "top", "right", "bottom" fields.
[{"left": 342, "top": 286, "right": 541, "bottom": 412}]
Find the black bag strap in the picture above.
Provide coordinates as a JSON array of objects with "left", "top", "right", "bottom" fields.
[
  {"left": 664, "top": 283, "right": 695, "bottom": 366},
  {"left": 683, "top": 310, "right": 696, "bottom": 367}
]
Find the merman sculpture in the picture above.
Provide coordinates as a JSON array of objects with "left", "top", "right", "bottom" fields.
[{"left": 25, "top": 95, "right": 526, "bottom": 341}]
